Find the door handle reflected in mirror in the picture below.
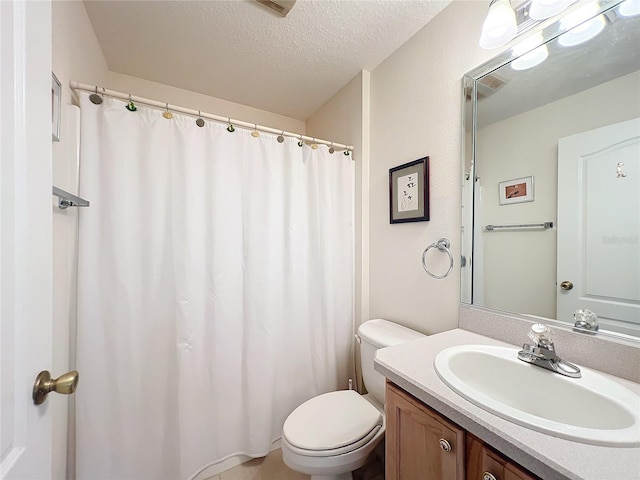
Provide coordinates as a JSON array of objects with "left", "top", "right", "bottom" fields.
[
  {"left": 560, "top": 281, "right": 574, "bottom": 291},
  {"left": 32, "top": 370, "right": 79, "bottom": 405}
]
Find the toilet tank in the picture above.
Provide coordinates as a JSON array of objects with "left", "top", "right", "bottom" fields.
[{"left": 358, "top": 319, "right": 425, "bottom": 405}]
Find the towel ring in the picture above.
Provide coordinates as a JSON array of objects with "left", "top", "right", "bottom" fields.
[{"left": 422, "top": 238, "right": 454, "bottom": 279}]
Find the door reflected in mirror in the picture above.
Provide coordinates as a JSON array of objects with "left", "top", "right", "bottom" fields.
[{"left": 461, "top": 0, "right": 640, "bottom": 340}]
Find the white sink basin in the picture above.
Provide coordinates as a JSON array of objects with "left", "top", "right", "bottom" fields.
[{"left": 434, "top": 345, "right": 640, "bottom": 446}]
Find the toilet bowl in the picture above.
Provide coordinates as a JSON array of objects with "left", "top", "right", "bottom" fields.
[{"left": 281, "top": 319, "right": 424, "bottom": 480}]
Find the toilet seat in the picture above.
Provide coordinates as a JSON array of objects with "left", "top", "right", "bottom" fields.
[
  {"left": 282, "top": 390, "right": 383, "bottom": 456},
  {"left": 283, "top": 423, "right": 382, "bottom": 457}
]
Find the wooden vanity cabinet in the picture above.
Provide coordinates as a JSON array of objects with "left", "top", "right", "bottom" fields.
[
  {"left": 386, "top": 382, "right": 539, "bottom": 480},
  {"left": 386, "top": 381, "right": 465, "bottom": 480},
  {"left": 466, "top": 433, "right": 539, "bottom": 480}
]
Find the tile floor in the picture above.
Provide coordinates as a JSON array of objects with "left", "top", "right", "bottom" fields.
[
  {"left": 205, "top": 447, "right": 384, "bottom": 480},
  {"left": 205, "top": 449, "right": 308, "bottom": 480}
]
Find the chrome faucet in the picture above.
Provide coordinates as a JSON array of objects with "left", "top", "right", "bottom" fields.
[{"left": 517, "top": 324, "right": 581, "bottom": 378}]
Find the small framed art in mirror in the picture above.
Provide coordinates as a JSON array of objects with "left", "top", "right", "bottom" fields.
[
  {"left": 499, "top": 176, "right": 534, "bottom": 205},
  {"left": 389, "top": 156, "right": 429, "bottom": 224}
]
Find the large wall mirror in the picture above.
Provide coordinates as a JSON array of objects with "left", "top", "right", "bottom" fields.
[{"left": 461, "top": 0, "right": 640, "bottom": 341}]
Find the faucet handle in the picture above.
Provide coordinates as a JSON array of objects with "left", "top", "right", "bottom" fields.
[
  {"left": 528, "top": 323, "right": 554, "bottom": 350},
  {"left": 574, "top": 309, "right": 599, "bottom": 331}
]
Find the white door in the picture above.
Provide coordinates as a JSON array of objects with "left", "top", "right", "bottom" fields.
[
  {"left": 557, "top": 118, "right": 640, "bottom": 336},
  {"left": 1, "top": 1, "right": 54, "bottom": 478}
]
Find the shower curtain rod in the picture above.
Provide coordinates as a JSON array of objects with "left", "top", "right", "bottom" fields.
[{"left": 70, "top": 81, "right": 354, "bottom": 153}]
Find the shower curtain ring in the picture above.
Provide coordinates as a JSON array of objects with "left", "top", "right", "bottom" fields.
[
  {"left": 125, "top": 94, "right": 137, "bottom": 112},
  {"left": 196, "top": 111, "right": 205, "bottom": 127},
  {"left": 163, "top": 103, "right": 174, "bottom": 119},
  {"left": 227, "top": 118, "right": 235, "bottom": 133},
  {"left": 328, "top": 142, "right": 335, "bottom": 154},
  {"left": 277, "top": 131, "right": 285, "bottom": 143},
  {"left": 251, "top": 124, "right": 260, "bottom": 138},
  {"left": 89, "top": 86, "right": 103, "bottom": 105},
  {"left": 298, "top": 135, "right": 304, "bottom": 147}
]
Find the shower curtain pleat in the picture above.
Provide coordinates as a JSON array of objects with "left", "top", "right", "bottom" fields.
[{"left": 75, "top": 93, "right": 354, "bottom": 479}]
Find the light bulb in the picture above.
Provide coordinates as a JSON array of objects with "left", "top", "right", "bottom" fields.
[
  {"left": 558, "top": 4, "right": 606, "bottom": 47},
  {"left": 529, "top": 0, "right": 577, "bottom": 20},
  {"left": 619, "top": 0, "right": 640, "bottom": 17},
  {"left": 512, "top": 32, "right": 544, "bottom": 56},
  {"left": 479, "top": 0, "right": 517, "bottom": 49},
  {"left": 511, "top": 44, "right": 548, "bottom": 70},
  {"left": 511, "top": 32, "right": 549, "bottom": 70}
]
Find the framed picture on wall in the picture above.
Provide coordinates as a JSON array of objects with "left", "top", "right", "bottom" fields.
[
  {"left": 52, "top": 72, "right": 61, "bottom": 142},
  {"left": 389, "top": 157, "right": 430, "bottom": 223},
  {"left": 499, "top": 176, "right": 534, "bottom": 205}
]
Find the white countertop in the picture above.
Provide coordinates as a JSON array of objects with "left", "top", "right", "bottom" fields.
[{"left": 374, "top": 328, "right": 640, "bottom": 480}]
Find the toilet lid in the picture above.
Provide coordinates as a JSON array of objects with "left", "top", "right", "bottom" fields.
[{"left": 283, "top": 390, "right": 382, "bottom": 451}]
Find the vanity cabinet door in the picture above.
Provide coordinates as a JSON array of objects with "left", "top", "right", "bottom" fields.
[
  {"left": 386, "top": 382, "right": 465, "bottom": 480},
  {"left": 466, "top": 433, "right": 539, "bottom": 480}
]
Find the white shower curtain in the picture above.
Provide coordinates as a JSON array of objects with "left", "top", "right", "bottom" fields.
[{"left": 75, "top": 93, "right": 354, "bottom": 479}]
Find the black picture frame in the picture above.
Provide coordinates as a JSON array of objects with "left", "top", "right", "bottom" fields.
[{"left": 389, "top": 156, "right": 429, "bottom": 224}]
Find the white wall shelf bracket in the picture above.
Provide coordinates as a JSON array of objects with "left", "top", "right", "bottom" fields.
[{"left": 52, "top": 186, "right": 90, "bottom": 209}]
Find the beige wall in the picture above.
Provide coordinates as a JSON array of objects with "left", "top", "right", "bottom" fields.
[
  {"left": 306, "top": 71, "right": 370, "bottom": 390},
  {"left": 477, "top": 71, "right": 640, "bottom": 319},
  {"left": 367, "top": 1, "right": 497, "bottom": 335},
  {"left": 306, "top": 71, "right": 370, "bottom": 327},
  {"left": 107, "top": 72, "right": 305, "bottom": 134}
]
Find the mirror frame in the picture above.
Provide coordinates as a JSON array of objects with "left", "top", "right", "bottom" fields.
[{"left": 460, "top": 0, "right": 639, "bottom": 344}]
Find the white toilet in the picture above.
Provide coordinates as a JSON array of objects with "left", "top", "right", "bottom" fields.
[{"left": 281, "top": 319, "right": 424, "bottom": 480}]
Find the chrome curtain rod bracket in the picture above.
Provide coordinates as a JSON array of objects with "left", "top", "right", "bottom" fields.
[
  {"left": 53, "top": 186, "right": 90, "bottom": 209},
  {"left": 485, "top": 222, "right": 553, "bottom": 231}
]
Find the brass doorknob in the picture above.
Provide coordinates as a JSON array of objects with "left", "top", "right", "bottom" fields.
[
  {"left": 560, "top": 281, "right": 574, "bottom": 291},
  {"left": 32, "top": 370, "right": 79, "bottom": 405}
]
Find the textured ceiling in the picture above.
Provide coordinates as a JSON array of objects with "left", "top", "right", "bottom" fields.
[{"left": 83, "top": 0, "right": 452, "bottom": 120}]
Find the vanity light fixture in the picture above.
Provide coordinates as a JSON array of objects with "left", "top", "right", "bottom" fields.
[
  {"left": 558, "top": 3, "right": 606, "bottom": 46},
  {"left": 479, "top": 0, "right": 592, "bottom": 49},
  {"left": 479, "top": 0, "right": 518, "bottom": 49},
  {"left": 511, "top": 32, "right": 549, "bottom": 70},
  {"left": 619, "top": 0, "right": 640, "bottom": 17},
  {"left": 529, "top": 0, "right": 577, "bottom": 20}
]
